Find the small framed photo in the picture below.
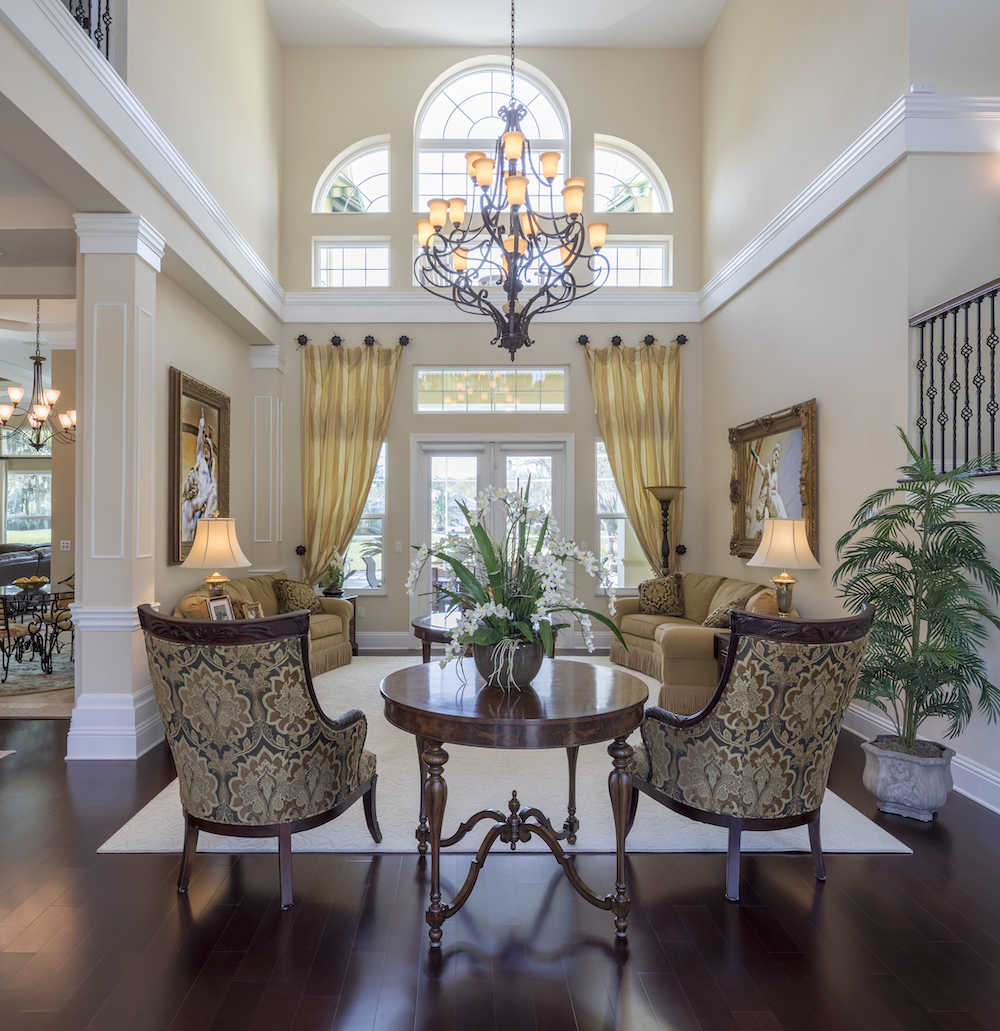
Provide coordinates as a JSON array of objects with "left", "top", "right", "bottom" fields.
[
  {"left": 242, "top": 602, "right": 264, "bottom": 620},
  {"left": 206, "top": 596, "right": 235, "bottom": 621}
]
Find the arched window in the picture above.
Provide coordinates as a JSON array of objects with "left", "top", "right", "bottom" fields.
[
  {"left": 593, "top": 135, "right": 671, "bottom": 214},
  {"left": 311, "top": 136, "right": 390, "bottom": 214},
  {"left": 414, "top": 58, "right": 570, "bottom": 214}
]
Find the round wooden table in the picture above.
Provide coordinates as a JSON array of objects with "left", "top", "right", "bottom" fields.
[
  {"left": 410, "top": 611, "right": 462, "bottom": 663},
  {"left": 381, "top": 658, "right": 648, "bottom": 947}
]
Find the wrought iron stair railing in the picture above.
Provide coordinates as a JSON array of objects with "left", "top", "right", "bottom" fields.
[
  {"left": 61, "top": 0, "right": 111, "bottom": 60},
  {"left": 910, "top": 276, "right": 1000, "bottom": 471}
]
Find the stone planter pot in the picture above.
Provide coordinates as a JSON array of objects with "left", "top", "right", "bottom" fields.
[
  {"left": 322, "top": 587, "right": 344, "bottom": 597},
  {"left": 861, "top": 734, "right": 956, "bottom": 821},
  {"left": 473, "top": 639, "right": 545, "bottom": 691}
]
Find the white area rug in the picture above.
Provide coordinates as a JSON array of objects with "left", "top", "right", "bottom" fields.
[{"left": 99, "top": 654, "right": 910, "bottom": 857}]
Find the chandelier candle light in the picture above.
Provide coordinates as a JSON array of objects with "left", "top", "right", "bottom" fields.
[
  {"left": 0, "top": 300, "right": 76, "bottom": 451},
  {"left": 414, "top": 0, "right": 610, "bottom": 361}
]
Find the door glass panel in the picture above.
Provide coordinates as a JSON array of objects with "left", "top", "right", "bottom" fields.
[
  {"left": 429, "top": 455, "right": 479, "bottom": 611},
  {"left": 6, "top": 470, "right": 52, "bottom": 545},
  {"left": 504, "top": 455, "right": 553, "bottom": 513}
]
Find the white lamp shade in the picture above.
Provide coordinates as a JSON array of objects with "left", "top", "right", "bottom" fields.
[
  {"left": 182, "top": 517, "right": 251, "bottom": 570},
  {"left": 746, "top": 518, "right": 819, "bottom": 569}
]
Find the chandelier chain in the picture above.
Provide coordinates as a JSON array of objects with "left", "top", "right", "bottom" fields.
[{"left": 510, "top": 0, "right": 515, "bottom": 102}]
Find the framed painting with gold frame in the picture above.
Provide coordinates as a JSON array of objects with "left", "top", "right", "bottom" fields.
[
  {"left": 169, "top": 368, "right": 230, "bottom": 565},
  {"left": 729, "top": 399, "right": 817, "bottom": 559}
]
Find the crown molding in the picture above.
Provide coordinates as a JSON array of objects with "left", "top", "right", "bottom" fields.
[
  {"left": 283, "top": 290, "right": 701, "bottom": 325},
  {"left": 1, "top": 0, "right": 284, "bottom": 314},
  {"left": 250, "top": 345, "right": 287, "bottom": 370},
  {"left": 699, "top": 94, "right": 1000, "bottom": 319}
]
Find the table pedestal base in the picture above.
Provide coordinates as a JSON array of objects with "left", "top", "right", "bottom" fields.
[{"left": 420, "top": 736, "right": 633, "bottom": 947}]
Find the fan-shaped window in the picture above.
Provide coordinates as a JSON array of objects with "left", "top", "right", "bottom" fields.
[
  {"left": 312, "top": 136, "right": 390, "bottom": 214},
  {"left": 593, "top": 136, "right": 671, "bottom": 214},
  {"left": 414, "top": 59, "right": 570, "bottom": 214}
]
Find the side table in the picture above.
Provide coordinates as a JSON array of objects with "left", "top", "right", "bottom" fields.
[{"left": 322, "top": 592, "right": 358, "bottom": 655}]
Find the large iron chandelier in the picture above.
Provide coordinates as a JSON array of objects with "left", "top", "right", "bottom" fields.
[
  {"left": 0, "top": 300, "right": 76, "bottom": 451},
  {"left": 415, "top": 0, "right": 609, "bottom": 361}
]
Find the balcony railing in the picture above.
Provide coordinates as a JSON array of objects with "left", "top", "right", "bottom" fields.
[
  {"left": 61, "top": 0, "right": 111, "bottom": 60},
  {"left": 910, "top": 277, "right": 1000, "bottom": 471}
]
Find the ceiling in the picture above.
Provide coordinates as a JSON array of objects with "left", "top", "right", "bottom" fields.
[{"left": 264, "top": 0, "right": 726, "bottom": 48}]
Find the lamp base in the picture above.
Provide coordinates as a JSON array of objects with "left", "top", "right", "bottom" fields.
[
  {"left": 770, "top": 570, "right": 798, "bottom": 617},
  {"left": 203, "top": 571, "right": 230, "bottom": 597}
]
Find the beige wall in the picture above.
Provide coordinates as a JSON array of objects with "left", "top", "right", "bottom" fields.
[
  {"left": 279, "top": 46, "right": 702, "bottom": 291},
  {"left": 279, "top": 322, "right": 702, "bottom": 642},
  {"left": 49, "top": 349, "right": 74, "bottom": 584},
  {"left": 154, "top": 277, "right": 256, "bottom": 607},
  {"left": 910, "top": 0, "right": 1000, "bottom": 95},
  {"left": 701, "top": 0, "right": 909, "bottom": 281},
  {"left": 127, "top": 0, "right": 282, "bottom": 272}
]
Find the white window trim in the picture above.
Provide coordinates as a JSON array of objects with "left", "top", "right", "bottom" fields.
[
  {"left": 412, "top": 56, "right": 572, "bottom": 213},
  {"left": 311, "top": 135, "right": 391, "bottom": 214},
  {"left": 311, "top": 236, "right": 391, "bottom": 289},
  {"left": 595, "top": 439, "right": 638, "bottom": 598},
  {"left": 593, "top": 134, "right": 673, "bottom": 214},
  {"left": 601, "top": 236, "right": 674, "bottom": 288}
]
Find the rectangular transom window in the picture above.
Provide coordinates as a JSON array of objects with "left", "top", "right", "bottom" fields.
[
  {"left": 313, "top": 238, "right": 390, "bottom": 288},
  {"left": 601, "top": 238, "right": 672, "bottom": 287},
  {"left": 415, "top": 367, "right": 568, "bottom": 413}
]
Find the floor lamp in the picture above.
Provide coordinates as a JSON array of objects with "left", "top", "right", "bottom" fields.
[{"left": 646, "top": 486, "right": 685, "bottom": 576}]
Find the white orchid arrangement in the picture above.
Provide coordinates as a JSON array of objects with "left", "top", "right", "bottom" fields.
[
  {"left": 318, "top": 549, "right": 350, "bottom": 590},
  {"left": 406, "top": 482, "right": 626, "bottom": 667}
]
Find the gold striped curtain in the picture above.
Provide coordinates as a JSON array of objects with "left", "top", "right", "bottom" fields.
[
  {"left": 585, "top": 343, "right": 683, "bottom": 574},
  {"left": 301, "top": 345, "right": 402, "bottom": 585}
]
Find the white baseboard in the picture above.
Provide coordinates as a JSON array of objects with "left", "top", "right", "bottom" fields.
[
  {"left": 65, "top": 682, "right": 164, "bottom": 760},
  {"left": 842, "top": 701, "right": 1000, "bottom": 816}
]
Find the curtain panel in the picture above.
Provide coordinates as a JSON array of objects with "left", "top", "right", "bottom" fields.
[
  {"left": 585, "top": 343, "right": 682, "bottom": 575},
  {"left": 301, "top": 345, "right": 402, "bottom": 586}
]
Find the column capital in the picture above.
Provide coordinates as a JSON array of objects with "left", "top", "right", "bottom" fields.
[
  {"left": 250, "top": 345, "right": 286, "bottom": 372},
  {"left": 74, "top": 213, "right": 166, "bottom": 272}
]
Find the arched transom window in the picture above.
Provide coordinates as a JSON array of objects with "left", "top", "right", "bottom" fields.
[
  {"left": 312, "top": 136, "right": 390, "bottom": 214},
  {"left": 593, "top": 136, "right": 671, "bottom": 214},
  {"left": 415, "top": 61, "right": 570, "bottom": 214}
]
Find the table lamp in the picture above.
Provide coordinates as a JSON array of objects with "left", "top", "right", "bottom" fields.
[
  {"left": 746, "top": 517, "right": 819, "bottom": 616},
  {"left": 646, "top": 485, "right": 685, "bottom": 576},
  {"left": 181, "top": 517, "right": 251, "bottom": 595}
]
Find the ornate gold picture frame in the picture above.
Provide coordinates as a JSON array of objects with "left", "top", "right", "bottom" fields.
[
  {"left": 729, "top": 398, "right": 817, "bottom": 559},
  {"left": 169, "top": 368, "right": 231, "bottom": 565}
]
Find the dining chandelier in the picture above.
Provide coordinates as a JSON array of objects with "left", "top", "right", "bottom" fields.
[
  {"left": 414, "top": 0, "right": 609, "bottom": 361},
  {"left": 0, "top": 300, "right": 76, "bottom": 451}
]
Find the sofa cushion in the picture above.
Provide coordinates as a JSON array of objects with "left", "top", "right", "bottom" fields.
[
  {"left": 273, "top": 578, "right": 324, "bottom": 615},
  {"left": 637, "top": 574, "right": 684, "bottom": 616},
  {"left": 240, "top": 572, "right": 288, "bottom": 617},
  {"left": 308, "top": 611, "right": 344, "bottom": 641},
  {"left": 679, "top": 572, "right": 728, "bottom": 623},
  {"left": 702, "top": 588, "right": 758, "bottom": 628},
  {"left": 708, "top": 577, "right": 766, "bottom": 614},
  {"left": 621, "top": 613, "right": 692, "bottom": 640}
]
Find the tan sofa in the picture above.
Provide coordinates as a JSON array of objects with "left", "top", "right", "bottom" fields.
[
  {"left": 173, "top": 571, "right": 353, "bottom": 675},
  {"left": 610, "top": 571, "right": 791, "bottom": 711}
]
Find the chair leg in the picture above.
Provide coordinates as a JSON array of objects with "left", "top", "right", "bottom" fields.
[
  {"left": 808, "top": 816, "right": 827, "bottom": 882},
  {"left": 178, "top": 815, "right": 199, "bottom": 894},
  {"left": 278, "top": 823, "right": 294, "bottom": 910},
  {"left": 624, "top": 786, "right": 639, "bottom": 837},
  {"left": 725, "top": 819, "right": 743, "bottom": 902},
  {"left": 364, "top": 775, "right": 382, "bottom": 844}
]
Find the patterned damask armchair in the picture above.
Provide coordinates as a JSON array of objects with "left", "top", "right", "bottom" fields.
[
  {"left": 138, "top": 604, "right": 381, "bottom": 909},
  {"left": 628, "top": 606, "right": 875, "bottom": 901}
]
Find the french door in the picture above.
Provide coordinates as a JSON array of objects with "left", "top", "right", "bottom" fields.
[{"left": 409, "top": 434, "right": 573, "bottom": 618}]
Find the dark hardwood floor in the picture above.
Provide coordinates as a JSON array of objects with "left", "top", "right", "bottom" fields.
[{"left": 2, "top": 718, "right": 999, "bottom": 1031}]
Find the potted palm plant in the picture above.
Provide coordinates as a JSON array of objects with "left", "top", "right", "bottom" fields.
[
  {"left": 834, "top": 429, "right": 1000, "bottom": 820},
  {"left": 407, "top": 482, "right": 626, "bottom": 690}
]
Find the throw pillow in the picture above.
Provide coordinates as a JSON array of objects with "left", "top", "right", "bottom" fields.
[
  {"left": 702, "top": 590, "right": 757, "bottom": 628},
  {"left": 637, "top": 574, "right": 685, "bottom": 616},
  {"left": 273, "top": 578, "right": 324, "bottom": 615}
]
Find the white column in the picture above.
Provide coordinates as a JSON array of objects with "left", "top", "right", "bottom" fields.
[
  {"left": 249, "top": 345, "right": 286, "bottom": 572},
  {"left": 66, "top": 214, "right": 165, "bottom": 760}
]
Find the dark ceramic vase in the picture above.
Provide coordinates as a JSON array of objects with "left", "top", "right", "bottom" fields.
[
  {"left": 322, "top": 587, "right": 344, "bottom": 597},
  {"left": 472, "top": 638, "right": 545, "bottom": 691}
]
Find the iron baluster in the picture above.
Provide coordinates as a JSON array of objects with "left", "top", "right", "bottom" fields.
[
  {"left": 974, "top": 299, "right": 985, "bottom": 460},
  {"left": 916, "top": 322, "right": 927, "bottom": 456},
  {"left": 927, "top": 317, "right": 937, "bottom": 466},
  {"left": 938, "top": 312, "right": 950, "bottom": 465},
  {"left": 990, "top": 292, "right": 998, "bottom": 456},
  {"left": 960, "top": 303, "right": 972, "bottom": 465}
]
